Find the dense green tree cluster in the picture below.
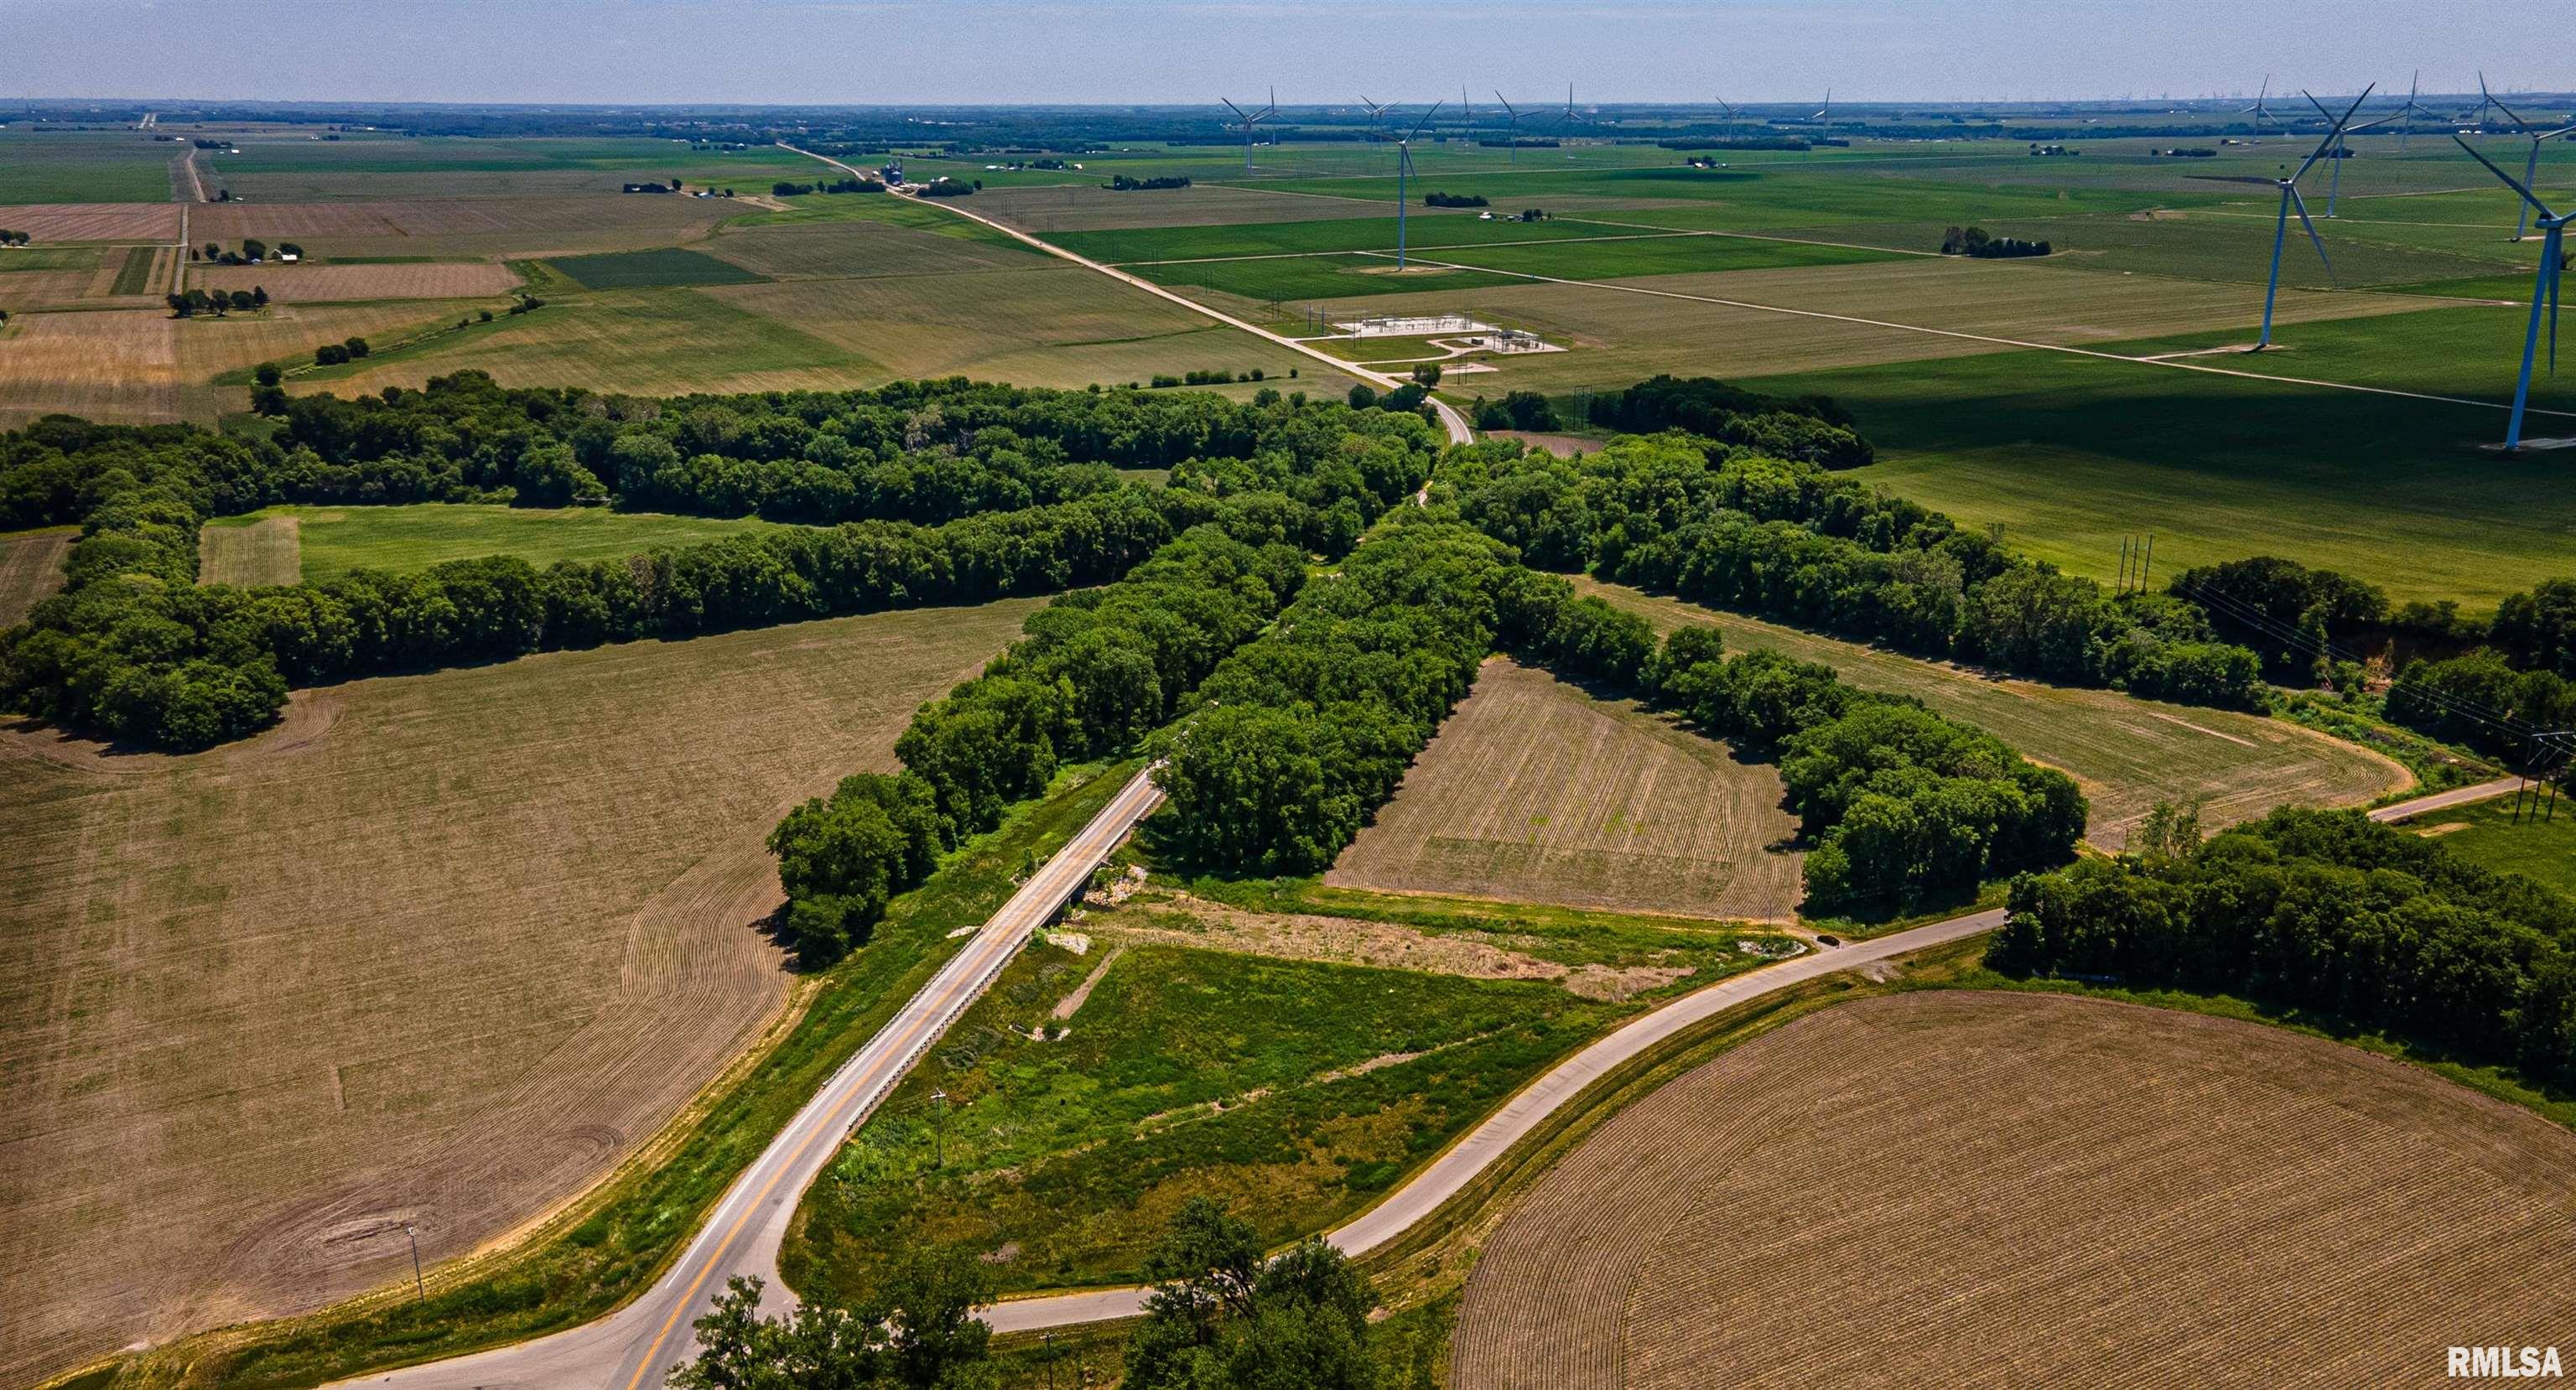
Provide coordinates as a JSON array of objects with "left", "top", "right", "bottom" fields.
[
  {"left": 1123, "top": 1198, "right": 1383, "bottom": 1390},
  {"left": 1584, "top": 373, "right": 1874, "bottom": 469},
  {"left": 2387, "top": 652, "right": 2576, "bottom": 764},
  {"left": 253, "top": 370, "right": 1436, "bottom": 526},
  {"left": 1469, "top": 389, "right": 1561, "bottom": 433},
  {"left": 1992, "top": 807, "right": 2576, "bottom": 1087},
  {"left": 1454, "top": 433, "right": 2268, "bottom": 709},
  {"left": 672, "top": 1253, "right": 995, "bottom": 1390},
  {"left": 765, "top": 480, "right": 1413, "bottom": 963},
  {"left": 2494, "top": 578, "right": 2576, "bottom": 680},
  {"left": 1641, "top": 627, "right": 2085, "bottom": 909},
  {"left": 1146, "top": 523, "right": 1530, "bottom": 875}
]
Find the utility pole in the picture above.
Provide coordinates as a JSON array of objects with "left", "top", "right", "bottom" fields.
[
  {"left": 404, "top": 1222, "right": 425, "bottom": 1303},
  {"left": 929, "top": 1089, "right": 949, "bottom": 1169}
]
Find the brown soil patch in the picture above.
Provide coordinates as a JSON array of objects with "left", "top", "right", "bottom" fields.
[
  {"left": 1098, "top": 896, "right": 1682, "bottom": 1003},
  {"left": 1327, "top": 657, "right": 1802, "bottom": 923},
  {"left": 189, "top": 262, "right": 522, "bottom": 303},
  {"left": 0, "top": 598, "right": 1044, "bottom": 1386},
  {"left": 1452, "top": 990, "right": 2576, "bottom": 1388},
  {"left": 0, "top": 530, "right": 73, "bottom": 626},
  {"left": 1050, "top": 944, "right": 1126, "bottom": 1020},
  {"left": 0, "top": 203, "right": 182, "bottom": 242}
]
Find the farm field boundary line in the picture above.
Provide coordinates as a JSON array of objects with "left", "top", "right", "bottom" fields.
[
  {"left": 776, "top": 144, "right": 1473, "bottom": 446},
  {"left": 1351, "top": 248, "right": 2576, "bottom": 421},
  {"left": 974, "top": 773, "right": 2527, "bottom": 1336}
]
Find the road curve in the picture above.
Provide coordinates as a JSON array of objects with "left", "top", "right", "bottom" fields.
[
  {"left": 776, "top": 146, "right": 1476, "bottom": 448},
  {"left": 978, "top": 772, "right": 2531, "bottom": 1332},
  {"left": 334, "top": 768, "right": 1167, "bottom": 1390}
]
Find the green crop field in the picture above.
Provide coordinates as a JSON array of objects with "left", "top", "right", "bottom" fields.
[
  {"left": 1055, "top": 212, "right": 1605, "bottom": 262},
  {"left": 201, "top": 136, "right": 813, "bottom": 202},
  {"left": 200, "top": 503, "right": 792, "bottom": 582},
  {"left": 0, "top": 130, "right": 182, "bottom": 203},
  {"left": 1740, "top": 340, "right": 2576, "bottom": 608},
  {"left": 1131, "top": 252, "right": 1536, "bottom": 303},
  {"left": 1576, "top": 581, "right": 2410, "bottom": 844},
  {"left": 545, "top": 246, "right": 767, "bottom": 288}
]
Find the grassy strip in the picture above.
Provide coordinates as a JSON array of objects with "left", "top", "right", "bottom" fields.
[
  {"left": 96, "top": 760, "right": 1139, "bottom": 1390},
  {"left": 2277, "top": 691, "right": 2500, "bottom": 799},
  {"left": 2383, "top": 795, "right": 2576, "bottom": 901},
  {"left": 107, "top": 246, "right": 159, "bottom": 296}
]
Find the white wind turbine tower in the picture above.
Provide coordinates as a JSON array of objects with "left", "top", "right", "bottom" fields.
[
  {"left": 2186, "top": 85, "right": 2377, "bottom": 351},
  {"left": 1493, "top": 91, "right": 1523, "bottom": 163},
  {"left": 1394, "top": 101, "right": 1446, "bottom": 268},
  {"left": 1219, "top": 88, "right": 1275, "bottom": 174},
  {"left": 2452, "top": 136, "right": 2566, "bottom": 450},
  {"left": 2241, "top": 75, "right": 2279, "bottom": 133},
  {"left": 2481, "top": 75, "right": 2576, "bottom": 242},
  {"left": 2304, "top": 91, "right": 2395, "bottom": 217}
]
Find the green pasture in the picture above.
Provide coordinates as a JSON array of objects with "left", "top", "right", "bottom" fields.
[
  {"left": 0, "top": 130, "right": 177, "bottom": 203},
  {"left": 204, "top": 503, "right": 790, "bottom": 581},
  {"left": 2404, "top": 797, "right": 2576, "bottom": 900}
]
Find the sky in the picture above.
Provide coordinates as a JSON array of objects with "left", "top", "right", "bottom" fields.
[{"left": 8, "top": 0, "right": 2568, "bottom": 107}]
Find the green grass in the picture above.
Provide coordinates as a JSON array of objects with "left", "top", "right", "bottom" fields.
[
  {"left": 1742, "top": 343, "right": 2576, "bottom": 607},
  {"left": 113, "top": 761, "right": 1142, "bottom": 1389},
  {"left": 203, "top": 503, "right": 791, "bottom": 581},
  {"left": 0, "top": 131, "right": 179, "bottom": 203},
  {"left": 106, "top": 246, "right": 158, "bottom": 295},
  {"left": 1131, "top": 253, "right": 1546, "bottom": 303},
  {"left": 1056, "top": 213, "right": 1607, "bottom": 262},
  {"left": 1423, "top": 232, "right": 1903, "bottom": 280},
  {"left": 2394, "top": 796, "right": 2576, "bottom": 899},
  {"left": 544, "top": 246, "right": 766, "bottom": 289},
  {"left": 0, "top": 248, "right": 101, "bottom": 272},
  {"left": 782, "top": 939, "right": 1631, "bottom": 1303}
]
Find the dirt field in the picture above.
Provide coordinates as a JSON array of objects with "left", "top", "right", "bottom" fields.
[
  {"left": 0, "top": 308, "right": 180, "bottom": 427},
  {"left": 1579, "top": 581, "right": 2410, "bottom": 845},
  {"left": 197, "top": 515, "right": 301, "bottom": 586},
  {"left": 709, "top": 218, "right": 1051, "bottom": 280},
  {"left": 0, "top": 597, "right": 1045, "bottom": 1386},
  {"left": 0, "top": 203, "right": 182, "bottom": 242},
  {"left": 1451, "top": 990, "right": 2576, "bottom": 1389},
  {"left": 188, "top": 262, "right": 522, "bottom": 303},
  {"left": 0, "top": 530, "right": 73, "bottom": 626},
  {"left": 192, "top": 197, "right": 735, "bottom": 258},
  {"left": 1327, "top": 659, "right": 1801, "bottom": 922}
]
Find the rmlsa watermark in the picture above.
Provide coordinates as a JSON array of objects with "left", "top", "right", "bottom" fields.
[{"left": 2449, "top": 1346, "right": 2563, "bottom": 1379}]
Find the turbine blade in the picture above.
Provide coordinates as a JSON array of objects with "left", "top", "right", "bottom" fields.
[
  {"left": 2304, "top": 90, "right": 2334, "bottom": 122},
  {"left": 2453, "top": 134, "right": 2562, "bottom": 220},
  {"left": 2550, "top": 239, "right": 2562, "bottom": 374},
  {"left": 2289, "top": 185, "right": 2334, "bottom": 282},
  {"left": 2185, "top": 174, "right": 2287, "bottom": 185},
  {"left": 1494, "top": 91, "right": 1515, "bottom": 115},
  {"left": 1405, "top": 99, "right": 1446, "bottom": 143},
  {"left": 1222, "top": 97, "right": 1248, "bottom": 120}
]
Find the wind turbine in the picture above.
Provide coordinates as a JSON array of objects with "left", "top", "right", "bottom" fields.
[
  {"left": 2241, "top": 75, "right": 2278, "bottom": 132},
  {"left": 1394, "top": 101, "right": 1446, "bottom": 269},
  {"left": 1561, "top": 83, "right": 1587, "bottom": 127},
  {"left": 1713, "top": 94, "right": 1738, "bottom": 122},
  {"left": 1220, "top": 88, "right": 1275, "bottom": 174},
  {"left": 1494, "top": 91, "right": 1522, "bottom": 162},
  {"left": 2394, "top": 70, "right": 2436, "bottom": 154},
  {"left": 1813, "top": 89, "right": 1832, "bottom": 122},
  {"left": 2303, "top": 92, "right": 2397, "bottom": 217},
  {"left": 2454, "top": 136, "right": 2566, "bottom": 450},
  {"left": 1461, "top": 85, "right": 1473, "bottom": 143},
  {"left": 2481, "top": 75, "right": 2576, "bottom": 241},
  {"left": 2186, "top": 85, "right": 2374, "bottom": 351}
]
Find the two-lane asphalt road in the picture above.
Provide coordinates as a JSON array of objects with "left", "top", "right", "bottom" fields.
[{"left": 336, "top": 767, "right": 1166, "bottom": 1389}]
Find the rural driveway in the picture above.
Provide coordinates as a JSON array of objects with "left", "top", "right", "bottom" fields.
[
  {"left": 777, "top": 146, "right": 1477, "bottom": 447},
  {"left": 333, "top": 767, "right": 1167, "bottom": 1390}
]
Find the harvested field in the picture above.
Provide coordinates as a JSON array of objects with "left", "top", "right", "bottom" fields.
[
  {"left": 0, "top": 267, "right": 100, "bottom": 310},
  {"left": 0, "top": 529, "right": 73, "bottom": 626},
  {"left": 0, "top": 309, "right": 179, "bottom": 427},
  {"left": 1452, "top": 990, "right": 2576, "bottom": 1389},
  {"left": 0, "top": 596, "right": 1046, "bottom": 1386},
  {"left": 1580, "top": 581, "right": 2410, "bottom": 845},
  {"left": 1327, "top": 659, "right": 1800, "bottom": 922},
  {"left": 190, "top": 197, "right": 733, "bottom": 259},
  {"left": 196, "top": 515, "right": 300, "bottom": 587},
  {"left": 188, "top": 262, "right": 522, "bottom": 303},
  {"left": 0, "top": 203, "right": 182, "bottom": 243}
]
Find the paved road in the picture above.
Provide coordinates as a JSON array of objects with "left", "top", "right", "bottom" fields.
[
  {"left": 977, "top": 772, "right": 2530, "bottom": 1332},
  {"left": 777, "top": 146, "right": 1476, "bottom": 447},
  {"left": 335, "top": 769, "right": 1167, "bottom": 1390}
]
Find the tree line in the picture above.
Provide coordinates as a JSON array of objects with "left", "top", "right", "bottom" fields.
[
  {"left": 673, "top": 1197, "right": 1394, "bottom": 1389},
  {"left": 1452, "top": 431, "right": 2272, "bottom": 710},
  {"left": 1581, "top": 375, "right": 1874, "bottom": 469},
  {"left": 1992, "top": 807, "right": 2575, "bottom": 1089},
  {"left": 1636, "top": 624, "right": 2087, "bottom": 909},
  {"left": 766, "top": 521, "right": 1311, "bottom": 963}
]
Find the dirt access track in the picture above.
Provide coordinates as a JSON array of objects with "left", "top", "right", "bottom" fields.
[{"left": 1452, "top": 989, "right": 2576, "bottom": 1388}]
